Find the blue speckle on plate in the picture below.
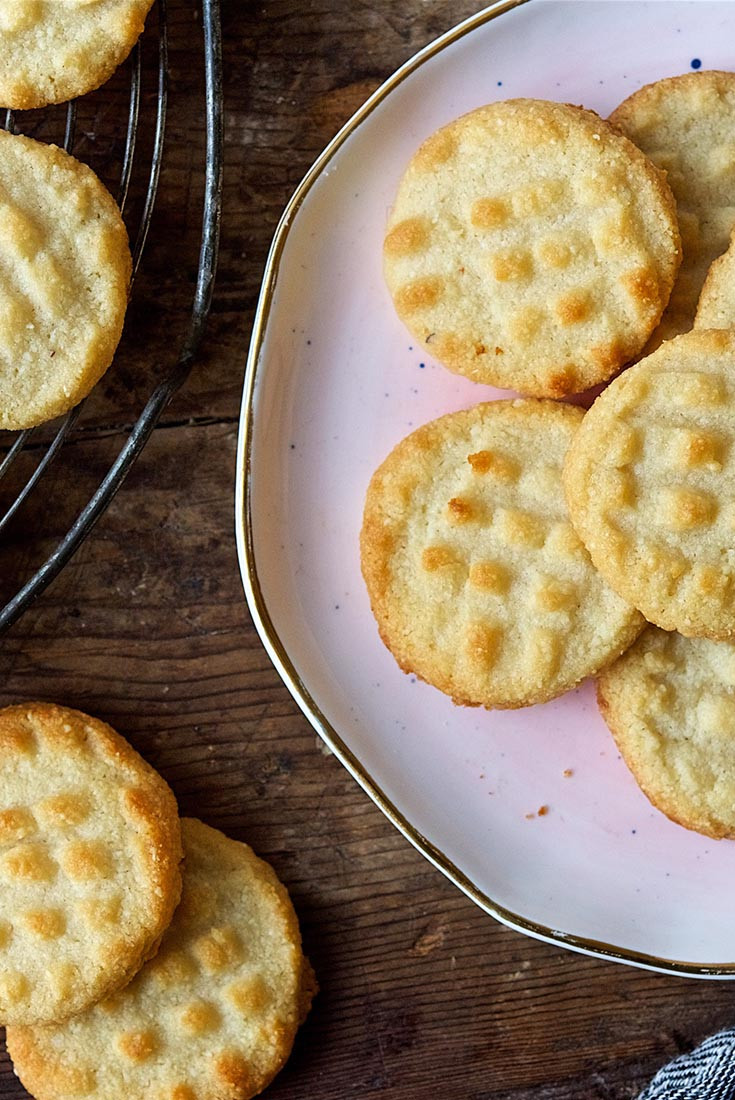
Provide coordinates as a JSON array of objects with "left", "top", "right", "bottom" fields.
[
  {"left": 497, "top": 80, "right": 503, "bottom": 86},
  {"left": 418, "top": 363, "right": 425, "bottom": 369},
  {"left": 691, "top": 57, "right": 702, "bottom": 69}
]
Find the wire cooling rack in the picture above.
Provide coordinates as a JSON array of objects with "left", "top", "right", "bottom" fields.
[{"left": 0, "top": 0, "right": 223, "bottom": 635}]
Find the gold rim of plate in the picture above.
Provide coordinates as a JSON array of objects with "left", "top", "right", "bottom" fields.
[{"left": 234, "top": 0, "right": 735, "bottom": 978}]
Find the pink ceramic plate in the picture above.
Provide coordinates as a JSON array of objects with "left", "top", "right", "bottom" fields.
[{"left": 237, "top": 0, "right": 735, "bottom": 976}]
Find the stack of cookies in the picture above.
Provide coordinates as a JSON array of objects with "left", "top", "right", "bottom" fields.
[
  {"left": 0, "top": 702, "right": 315, "bottom": 1100},
  {"left": 364, "top": 72, "right": 735, "bottom": 840}
]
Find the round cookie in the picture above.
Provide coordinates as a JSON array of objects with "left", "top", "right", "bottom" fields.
[
  {"left": 383, "top": 99, "right": 680, "bottom": 397},
  {"left": 0, "top": 131, "right": 131, "bottom": 431},
  {"left": 0, "top": 0, "right": 155, "bottom": 109},
  {"left": 0, "top": 702, "right": 182, "bottom": 1026},
  {"left": 360, "top": 399, "right": 644, "bottom": 709},
  {"left": 695, "top": 229, "right": 735, "bottom": 329},
  {"left": 7, "top": 817, "right": 317, "bottom": 1100},
  {"left": 598, "top": 627, "right": 735, "bottom": 839},
  {"left": 563, "top": 329, "right": 735, "bottom": 640},
  {"left": 610, "top": 70, "right": 735, "bottom": 347}
]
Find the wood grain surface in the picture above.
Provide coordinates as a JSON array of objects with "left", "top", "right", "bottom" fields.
[{"left": 1, "top": 3, "right": 735, "bottom": 1098}]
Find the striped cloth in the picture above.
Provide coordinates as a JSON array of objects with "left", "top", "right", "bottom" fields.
[{"left": 640, "top": 1028, "right": 735, "bottom": 1099}]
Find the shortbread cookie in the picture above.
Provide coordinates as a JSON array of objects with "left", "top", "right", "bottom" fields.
[
  {"left": 0, "top": 702, "right": 182, "bottom": 1026},
  {"left": 564, "top": 329, "right": 735, "bottom": 639},
  {"left": 7, "top": 817, "right": 317, "bottom": 1100},
  {"left": 361, "top": 400, "right": 644, "bottom": 708},
  {"left": 695, "top": 229, "right": 735, "bottom": 329},
  {"left": 0, "top": 131, "right": 131, "bottom": 430},
  {"left": 383, "top": 99, "right": 680, "bottom": 397},
  {"left": 598, "top": 627, "right": 735, "bottom": 839},
  {"left": 610, "top": 70, "right": 735, "bottom": 347},
  {"left": 0, "top": 0, "right": 155, "bottom": 109}
]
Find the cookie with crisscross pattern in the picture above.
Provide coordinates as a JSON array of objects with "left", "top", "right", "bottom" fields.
[
  {"left": 361, "top": 399, "right": 644, "bottom": 708},
  {"left": 0, "top": 702, "right": 182, "bottom": 1026},
  {"left": 610, "top": 70, "right": 735, "bottom": 347},
  {"left": 599, "top": 626, "right": 735, "bottom": 839},
  {"left": 383, "top": 99, "right": 680, "bottom": 397},
  {"left": 0, "top": 131, "right": 130, "bottom": 430},
  {"left": 0, "top": 0, "right": 155, "bottom": 109},
  {"left": 564, "top": 329, "right": 735, "bottom": 639}
]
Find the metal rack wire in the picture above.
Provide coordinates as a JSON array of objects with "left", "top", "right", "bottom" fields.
[{"left": 0, "top": 0, "right": 223, "bottom": 634}]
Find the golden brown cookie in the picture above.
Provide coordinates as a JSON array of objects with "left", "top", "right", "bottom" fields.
[
  {"left": 383, "top": 99, "right": 680, "bottom": 397},
  {"left": 598, "top": 626, "right": 735, "bottom": 839},
  {"left": 695, "top": 228, "right": 735, "bottom": 329},
  {"left": 361, "top": 399, "right": 644, "bottom": 708},
  {"left": 7, "top": 817, "right": 316, "bottom": 1100},
  {"left": 0, "top": 702, "right": 182, "bottom": 1026},
  {"left": 0, "top": 0, "right": 155, "bottom": 108},
  {"left": 563, "top": 329, "right": 735, "bottom": 639},
  {"left": 610, "top": 70, "right": 735, "bottom": 347},
  {"left": 0, "top": 131, "right": 131, "bottom": 430}
]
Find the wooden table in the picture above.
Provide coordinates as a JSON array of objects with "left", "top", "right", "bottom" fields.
[{"left": 1, "top": 3, "right": 734, "bottom": 1097}]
